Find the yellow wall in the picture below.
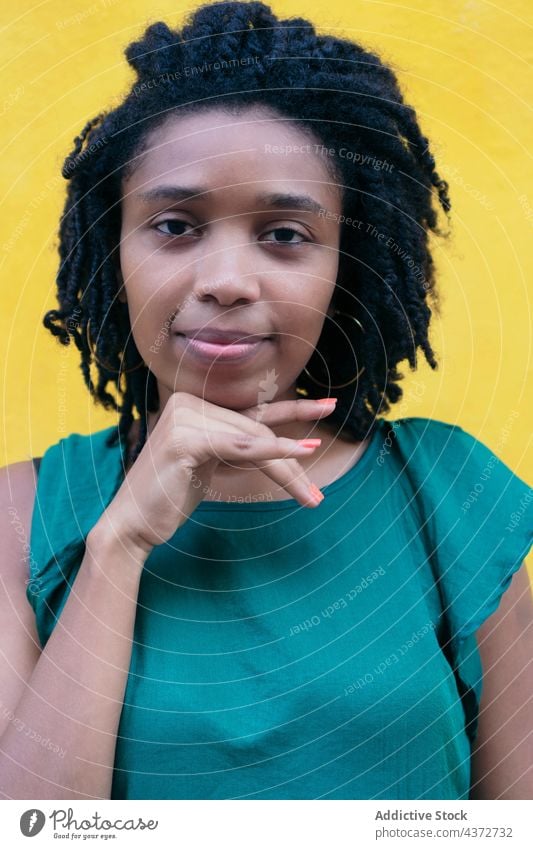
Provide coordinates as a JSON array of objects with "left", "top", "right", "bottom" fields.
[{"left": 1, "top": 0, "right": 531, "bottom": 568}]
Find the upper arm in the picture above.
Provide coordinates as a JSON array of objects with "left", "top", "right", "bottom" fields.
[
  {"left": 0, "top": 460, "right": 42, "bottom": 740},
  {"left": 470, "top": 561, "right": 533, "bottom": 799}
]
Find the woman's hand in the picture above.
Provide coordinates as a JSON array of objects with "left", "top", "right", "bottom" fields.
[{"left": 95, "top": 392, "right": 336, "bottom": 557}]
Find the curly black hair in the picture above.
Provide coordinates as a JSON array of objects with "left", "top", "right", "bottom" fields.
[{"left": 44, "top": 0, "right": 450, "bottom": 469}]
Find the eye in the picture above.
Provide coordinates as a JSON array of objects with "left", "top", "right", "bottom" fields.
[
  {"left": 154, "top": 219, "right": 200, "bottom": 237},
  {"left": 261, "top": 227, "right": 308, "bottom": 245}
]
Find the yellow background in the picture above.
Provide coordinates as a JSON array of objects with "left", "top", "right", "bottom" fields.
[{"left": 1, "top": 1, "right": 531, "bottom": 569}]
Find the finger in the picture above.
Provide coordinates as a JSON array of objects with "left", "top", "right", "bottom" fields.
[
  {"left": 182, "top": 430, "right": 322, "bottom": 504},
  {"left": 171, "top": 393, "right": 336, "bottom": 436},
  {"left": 170, "top": 395, "right": 272, "bottom": 436},
  {"left": 175, "top": 403, "right": 331, "bottom": 482},
  {"left": 242, "top": 397, "right": 337, "bottom": 428},
  {"left": 249, "top": 455, "right": 321, "bottom": 507}
]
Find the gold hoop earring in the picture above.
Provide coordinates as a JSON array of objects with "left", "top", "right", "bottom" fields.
[
  {"left": 302, "top": 309, "right": 366, "bottom": 389},
  {"left": 86, "top": 317, "right": 145, "bottom": 374}
]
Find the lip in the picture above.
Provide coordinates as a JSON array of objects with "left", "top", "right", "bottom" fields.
[
  {"left": 173, "top": 330, "right": 272, "bottom": 364},
  {"left": 174, "top": 327, "right": 273, "bottom": 344}
]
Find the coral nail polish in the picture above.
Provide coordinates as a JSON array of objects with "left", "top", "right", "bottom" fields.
[{"left": 308, "top": 483, "right": 324, "bottom": 503}]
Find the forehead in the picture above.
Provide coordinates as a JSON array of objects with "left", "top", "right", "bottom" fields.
[{"left": 121, "top": 107, "right": 341, "bottom": 204}]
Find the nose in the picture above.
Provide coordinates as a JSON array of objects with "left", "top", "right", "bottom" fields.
[{"left": 190, "top": 228, "right": 261, "bottom": 306}]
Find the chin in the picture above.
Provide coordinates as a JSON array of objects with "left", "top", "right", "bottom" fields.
[
  {"left": 163, "top": 378, "right": 249, "bottom": 407},
  {"left": 201, "top": 386, "right": 266, "bottom": 410}
]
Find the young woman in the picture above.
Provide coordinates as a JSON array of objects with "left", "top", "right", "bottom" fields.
[{"left": 1, "top": 1, "right": 531, "bottom": 801}]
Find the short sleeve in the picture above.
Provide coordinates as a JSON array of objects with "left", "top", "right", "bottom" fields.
[
  {"left": 389, "top": 416, "right": 532, "bottom": 744},
  {"left": 27, "top": 425, "right": 124, "bottom": 648}
]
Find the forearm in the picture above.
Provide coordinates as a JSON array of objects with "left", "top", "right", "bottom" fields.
[{"left": 0, "top": 528, "right": 147, "bottom": 800}]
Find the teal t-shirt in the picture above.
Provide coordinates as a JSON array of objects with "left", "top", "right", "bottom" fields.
[{"left": 27, "top": 416, "right": 532, "bottom": 800}]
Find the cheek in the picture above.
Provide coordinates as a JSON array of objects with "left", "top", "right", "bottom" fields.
[
  {"left": 120, "top": 247, "right": 184, "bottom": 319},
  {"left": 277, "top": 304, "right": 329, "bottom": 362},
  {"left": 120, "top": 234, "right": 169, "bottom": 286},
  {"left": 279, "top": 269, "right": 336, "bottom": 336},
  {"left": 126, "top": 309, "right": 154, "bottom": 353}
]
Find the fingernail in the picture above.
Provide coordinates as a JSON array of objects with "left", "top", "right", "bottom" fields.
[
  {"left": 298, "top": 438, "right": 322, "bottom": 447},
  {"left": 316, "top": 397, "right": 337, "bottom": 405},
  {"left": 308, "top": 483, "right": 324, "bottom": 504}
]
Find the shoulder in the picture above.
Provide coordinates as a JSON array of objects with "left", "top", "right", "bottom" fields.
[
  {"left": 32, "top": 425, "right": 122, "bottom": 481},
  {"left": 40, "top": 424, "right": 119, "bottom": 455},
  {"left": 377, "top": 415, "right": 466, "bottom": 457},
  {"left": 382, "top": 414, "right": 531, "bottom": 522},
  {"left": 379, "top": 415, "right": 522, "bottom": 481},
  {"left": 28, "top": 425, "right": 126, "bottom": 558},
  {"left": 383, "top": 416, "right": 532, "bottom": 637},
  {"left": 1, "top": 426, "right": 120, "bottom": 571},
  {"left": 383, "top": 415, "right": 478, "bottom": 448}
]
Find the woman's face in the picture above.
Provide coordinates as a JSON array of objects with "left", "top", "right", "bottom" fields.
[{"left": 119, "top": 106, "right": 343, "bottom": 411}]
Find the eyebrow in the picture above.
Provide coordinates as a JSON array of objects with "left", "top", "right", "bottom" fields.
[{"left": 135, "top": 185, "right": 325, "bottom": 215}]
